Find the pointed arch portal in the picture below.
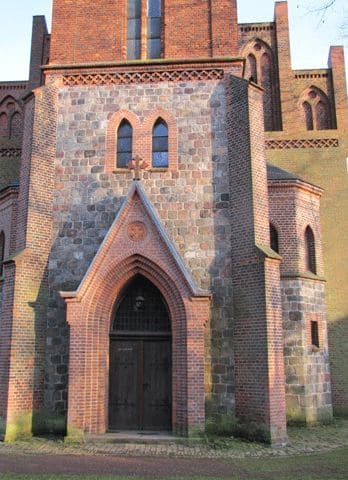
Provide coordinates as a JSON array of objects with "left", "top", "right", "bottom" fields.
[{"left": 61, "top": 183, "right": 211, "bottom": 438}]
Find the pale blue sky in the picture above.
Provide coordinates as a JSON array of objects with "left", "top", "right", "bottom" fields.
[{"left": 0, "top": 0, "right": 347, "bottom": 82}]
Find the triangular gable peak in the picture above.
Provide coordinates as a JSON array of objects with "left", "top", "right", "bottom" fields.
[{"left": 61, "top": 181, "right": 209, "bottom": 302}]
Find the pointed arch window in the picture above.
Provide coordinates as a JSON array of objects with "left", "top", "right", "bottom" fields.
[
  {"left": 241, "top": 40, "right": 281, "bottom": 131},
  {"left": 117, "top": 120, "right": 133, "bottom": 168},
  {"left": 300, "top": 87, "right": 334, "bottom": 130},
  {"left": 152, "top": 119, "right": 168, "bottom": 168},
  {"left": 0, "top": 231, "right": 5, "bottom": 277},
  {"left": 305, "top": 226, "right": 316, "bottom": 274}
]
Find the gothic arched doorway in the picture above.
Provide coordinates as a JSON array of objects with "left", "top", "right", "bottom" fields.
[{"left": 109, "top": 275, "right": 172, "bottom": 431}]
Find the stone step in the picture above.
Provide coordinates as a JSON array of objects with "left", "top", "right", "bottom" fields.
[{"left": 86, "top": 431, "right": 185, "bottom": 445}]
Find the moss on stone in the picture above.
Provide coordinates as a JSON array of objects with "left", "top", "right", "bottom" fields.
[{"left": 4, "top": 412, "right": 33, "bottom": 442}]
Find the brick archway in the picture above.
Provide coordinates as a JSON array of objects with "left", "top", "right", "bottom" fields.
[{"left": 62, "top": 183, "right": 211, "bottom": 438}]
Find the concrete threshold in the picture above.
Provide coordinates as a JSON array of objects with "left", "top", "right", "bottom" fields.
[{"left": 86, "top": 431, "right": 184, "bottom": 445}]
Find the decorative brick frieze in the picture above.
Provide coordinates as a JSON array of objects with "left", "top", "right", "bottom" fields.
[
  {"left": 294, "top": 72, "right": 329, "bottom": 80},
  {"left": 266, "top": 138, "right": 339, "bottom": 149},
  {"left": 62, "top": 69, "right": 224, "bottom": 87},
  {"left": 239, "top": 23, "right": 274, "bottom": 33},
  {"left": 0, "top": 149, "right": 21, "bottom": 158},
  {"left": 0, "top": 83, "right": 27, "bottom": 92}
]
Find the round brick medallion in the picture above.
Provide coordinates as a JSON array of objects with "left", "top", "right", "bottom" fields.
[{"left": 127, "top": 221, "right": 147, "bottom": 242}]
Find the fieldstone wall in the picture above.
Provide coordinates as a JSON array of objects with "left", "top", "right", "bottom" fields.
[
  {"left": 282, "top": 277, "right": 332, "bottom": 423},
  {"left": 45, "top": 75, "right": 235, "bottom": 416}
]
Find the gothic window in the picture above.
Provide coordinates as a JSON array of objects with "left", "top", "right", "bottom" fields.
[
  {"left": 148, "top": 0, "right": 162, "bottom": 58},
  {"left": 127, "top": 0, "right": 141, "bottom": 59},
  {"left": 241, "top": 39, "right": 280, "bottom": 131},
  {"left": 117, "top": 120, "right": 133, "bottom": 168},
  {"left": 0, "top": 231, "right": 5, "bottom": 277},
  {"left": 10, "top": 112, "right": 22, "bottom": 138},
  {"left": 303, "top": 102, "right": 314, "bottom": 131},
  {"left": 305, "top": 226, "right": 316, "bottom": 274},
  {"left": 301, "top": 87, "right": 333, "bottom": 130},
  {"left": 0, "top": 113, "right": 8, "bottom": 138},
  {"left": 152, "top": 118, "right": 168, "bottom": 168},
  {"left": 270, "top": 224, "right": 279, "bottom": 253}
]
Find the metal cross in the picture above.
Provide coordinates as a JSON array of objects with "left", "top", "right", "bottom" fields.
[{"left": 128, "top": 155, "right": 148, "bottom": 181}]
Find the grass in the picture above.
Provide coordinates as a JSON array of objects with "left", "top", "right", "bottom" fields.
[{"left": 0, "top": 446, "right": 347, "bottom": 479}]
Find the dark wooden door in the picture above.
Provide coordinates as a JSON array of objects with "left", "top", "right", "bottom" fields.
[
  {"left": 109, "top": 340, "right": 139, "bottom": 430},
  {"left": 143, "top": 339, "right": 172, "bottom": 430},
  {"left": 109, "top": 338, "right": 171, "bottom": 431},
  {"left": 109, "top": 275, "right": 172, "bottom": 431}
]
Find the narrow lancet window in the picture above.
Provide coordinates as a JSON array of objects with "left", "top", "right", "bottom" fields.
[
  {"left": 152, "top": 119, "right": 168, "bottom": 168},
  {"left": 148, "top": 0, "right": 162, "bottom": 58},
  {"left": 305, "top": 226, "right": 316, "bottom": 274},
  {"left": 117, "top": 120, "right": 133, "bottom": 168},
  {"left": 127, "top": 0, "right": 141, "bottom": 59},
  {"left": 311, "top": 321, "right": 320, "bottom": 348}
]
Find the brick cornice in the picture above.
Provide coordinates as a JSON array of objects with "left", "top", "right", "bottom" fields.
[
  {"left": 268, "top": 179, "right": 323, "bottom": 198},
  {"left": 44, "top": 56, "right": 244, "bottom": 72},
  {"left": 281, "top": 271, "right": 326, "bottom": 282}
]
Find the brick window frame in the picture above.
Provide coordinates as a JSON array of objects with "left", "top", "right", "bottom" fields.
[
  {"left": 105, "top": 110, "right": 141, "bottom": 174},
  {"left": 143, "top": 108, "right": 178, "bottom": 172}
]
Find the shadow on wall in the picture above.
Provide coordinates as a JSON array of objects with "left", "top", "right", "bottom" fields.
[
  {"left": 328, "top": 315, "right": 348, "bottom": 417},
  {"left": 30, "top": 261, "right": 68, "bottom": 436}
]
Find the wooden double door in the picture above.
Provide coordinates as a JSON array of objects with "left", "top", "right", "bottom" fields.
[{"left": 109, "top": 336, "right": 172, "bottom": 431}]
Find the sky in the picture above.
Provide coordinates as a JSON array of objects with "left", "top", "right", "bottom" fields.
[{"left": 0, "top": 0, "right": 347, "bottom": 82}]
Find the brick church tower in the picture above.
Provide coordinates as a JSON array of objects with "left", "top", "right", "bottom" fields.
[{"left": 0, "top": 0, "right": 346, "bottom": 443}]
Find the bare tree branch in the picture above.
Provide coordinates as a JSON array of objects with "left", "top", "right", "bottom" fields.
[{"left": 297, "top": 0, "right": 347, "bottom": 36}]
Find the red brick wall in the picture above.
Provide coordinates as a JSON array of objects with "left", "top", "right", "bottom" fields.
[
  {"left": 0, "top": 82, "right": 58, "bottom": 440},
  {"left": 226, "top": 76, "right": 286, "bottom": 444},
  {"left": 49, "top": 0, "right": 238, "bottom": 65}
]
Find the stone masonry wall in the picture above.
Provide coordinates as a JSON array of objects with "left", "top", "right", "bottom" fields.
[
  {"left": 282, "top": 278, "right": 332, "bottom": 423},
  {"left": 45, "top": 74, "right": 234, "bottom": 416}
]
